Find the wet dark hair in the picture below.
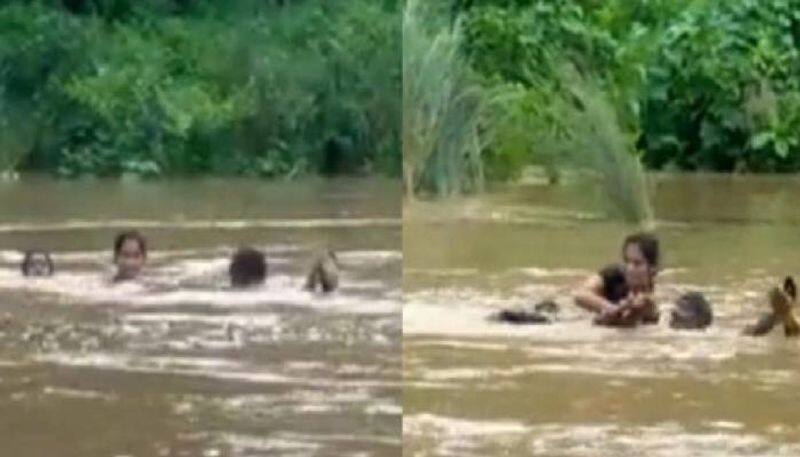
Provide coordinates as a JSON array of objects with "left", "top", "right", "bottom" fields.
[
  {"left": 675, "top": 292, "right": 713, "bottom": 329},
  {"left": 113, "top": 230, "right": 147, "bottom": 260},
  {"left": 599, "top": 264, "right": 628, "bottom": 303},
  {"left": 21, "top": 250, "right": 55, "bottom": 276},
  {"left": 229, "top": 247, "right": 267, "bottom": 288},
  {"left": 622, "top": 232, "right": 660, "bottom": 268}
]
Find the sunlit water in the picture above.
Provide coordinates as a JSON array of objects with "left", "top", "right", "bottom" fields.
[
  {"left": 404, "top": 173, "right": 800, "bottom": 456},
  {"left": 0, "top": 177, "right": 401, "bottom": 456}
]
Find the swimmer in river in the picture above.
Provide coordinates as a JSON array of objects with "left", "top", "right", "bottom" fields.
[
  {"left": 112, "top": 230, "right": 147, "bottom": 282},
  {"left": 304, "top": 250, "right": 340, "bottom": 293},
  {"left": 20, "top": 250, "right": 55, "bottom": 277},
  {"left": 573, "top": 232, "right": 661, "bottom": 327},
  {"left": 669, "top": 291, "right": 713, "bottom": 330},
  {"left": 743, "top": 276, "right": 799, "bottom": 337},
  {"left": 229, "top": 247, "right": 267, "bottom": 288}
]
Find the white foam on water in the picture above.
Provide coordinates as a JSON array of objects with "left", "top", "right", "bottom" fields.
[
  {"left": 0, "top": 266, "right": 399, "bottom": 315},
  {"left": 0, "top": 217, "right": 401, "bottom": 233},
  {"left": 364, "top": 402, "right": 402, "bottom": 416},
  {"left": 34, "top": 352, "right": 401, "bottom": 389},
  {"left": 404, "top": 416, "right": 800, "bottom": 457},
  {"left": 122, "top": 312, "right": 280, "bottom": 327},
  {"left": 706, "top": 420, "right": 745, "bottom": 430},
  {"left": 215, "top": 389, "right": 380, "bottom": 414},
  {"left": 292, "top": 403, "right": 341, "bottom": 414},
  {"left": 218, "top": 434, "right": 321, "bottom": 453},
  {"left": 120, "top": 288, "right": 401, "bottom": 315},
  {"left": 336, "top": 250, "right": 402, "bottom": 264},
  {"left": 404, "top": 413, "right": 529, "bottom": 438},
  {"left": 403, "top": 301, "right": 604, "bottom": 341},
  {"left": 41, "top": 386, "right": 117, "bottom": 401},
  {"left": 405, "top": 340, "right": 512, "bottom": 352},
  {"left": 283, "top": 361, "right": 329, "bottom": 371},
  {"left": 277, "top": 431, "right": 402, "bottom": 447}
]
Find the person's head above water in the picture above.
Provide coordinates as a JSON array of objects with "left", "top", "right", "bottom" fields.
[
  {"left": 670, "top": 292, "right": 713, "bottom": 330},
  {"left": 229, "top": 247, "right": 267, "bottom": 288},
  {"left": 113, "top": 230, "right": 147, "bottom": 281},
  {"left": 622, "top": 232, "right": 659, "bottom": 292},
  {"left": 21, "top": 250, "right": 54, "bottom": 277}
]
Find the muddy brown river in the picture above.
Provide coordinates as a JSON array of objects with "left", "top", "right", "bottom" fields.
[
  {"left": 0, "top": 176, "right": 401, "bottom": 456},
  {"left": 404, "top": 173, "right": 800, "bottom": 456}
]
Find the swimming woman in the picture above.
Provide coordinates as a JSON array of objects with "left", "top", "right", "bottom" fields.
[
  {"left": 21, "top": 250, "right": 55, "bottom": 277},
  {"left": 573, "top": 232, "right": 660, "bottom": 327},
  {"left": 112, "top": 231, "right": 147, "bottom": 282}
]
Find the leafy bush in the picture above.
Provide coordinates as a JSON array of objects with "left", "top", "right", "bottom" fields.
[
  {"left": 454, "top": 0, "right": 800, "bottom": 179},
  {"left": 0, "top": 0, "right": 400, "bottom": 178},
  {"left": 641, "top": 0, "right": 800, "bottom": 172}
]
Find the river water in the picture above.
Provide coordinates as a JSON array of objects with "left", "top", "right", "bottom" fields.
[
  {"left": 404, "top": 173, "right": 800, "bottom": 456},
  {"left": 0, "top": 176, "right": 402, "bottom": 456}
]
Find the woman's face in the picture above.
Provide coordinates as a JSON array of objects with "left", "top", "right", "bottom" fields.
[
  {"left": 115, "top": 239, "right": 145, "bottom": 280},
  {"left": 623, "top": 243, "right": 652, "bottom": 291}
]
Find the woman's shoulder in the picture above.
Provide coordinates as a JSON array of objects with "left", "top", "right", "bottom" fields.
[{"left": 598, "top": 263, "right": 624, "bottom": 278}]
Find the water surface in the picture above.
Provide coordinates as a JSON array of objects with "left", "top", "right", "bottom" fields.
[
  {"left": 404, "top": 173, "right": 800, "bottom": 456},
  {"left": 0, "top": 176, "right": 401, "bottom": 457}
]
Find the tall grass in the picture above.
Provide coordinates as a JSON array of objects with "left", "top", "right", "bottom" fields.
[
  {"left": 554, "top": 66, "right": 654, "bottom": 227},
  {"left": 403, "top": 0, "right": 492, "bottom": 198}
]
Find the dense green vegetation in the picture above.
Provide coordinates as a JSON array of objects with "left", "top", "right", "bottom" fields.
[
  {"left": 452, "top": 0, "right": 800, "bottom": 183},
  {"left": 403, "top": 0, "right": 800, "bottom": 222},
  {"left": 5, "top": 0, "right": 798, "bottom": 199},
  {"left": 0, "top": 0, "right": 400, "bottom": 179}
]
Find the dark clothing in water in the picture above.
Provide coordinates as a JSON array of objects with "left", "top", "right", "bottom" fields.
[
  {"left": 493, "top": 264, "right": 629, "bottom": 326},
  {"left": 599, "top": 264, "right": 629, "bottom": 304},
  {"left": 595, "top": 264, "right": 659, "bottom": 326}
]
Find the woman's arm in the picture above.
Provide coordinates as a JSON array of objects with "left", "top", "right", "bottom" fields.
[
  {"left": 634, "top": 293, "right": 660, "bottom": 324},
  {"left": 573, "top": 274, "right": 617, "bottom": 314}
]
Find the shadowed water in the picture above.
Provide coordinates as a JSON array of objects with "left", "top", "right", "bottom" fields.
[
  {"left": 404, "top": 173, "right": 800, "bottom": 457},
  {"left": 0, "top": 176, "right": 401, "bottom": 457}
]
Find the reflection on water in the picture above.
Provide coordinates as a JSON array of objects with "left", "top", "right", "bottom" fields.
[
  {"left": 0, "top": 177, "right": 401, "bottom": 457},
  {"left": 404, "top": 173, "right": 800, "bottom": 456}
]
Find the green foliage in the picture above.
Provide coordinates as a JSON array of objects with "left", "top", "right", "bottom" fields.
[
  {"left": 641, "top": 0, "right": 800, "bottom": 172},
  {"left": 0, "top": 0, "right": 400, "bottom": 178},
  {"left": 456, "top": 0, "right": 800, "bottom": 182}
]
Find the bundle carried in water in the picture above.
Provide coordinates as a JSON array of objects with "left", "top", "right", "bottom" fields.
[{"left": 490, "top": 300, "right": 560, "bottom": 325}]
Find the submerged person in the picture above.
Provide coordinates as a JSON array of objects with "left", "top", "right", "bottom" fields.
[
  {"left": 573, "top": 232, "right": 661, "bottom": 327},
  {"left": 304, "top": 250, "right": 340, "bottom": 293},
  {"left": 669, "top": 292, "right": 713, "bottom": 330},
  {"left": 20, "top": 250, "right": 55, "bottom": 277},
  {"left": 229, "top": 247, "right": 267, "bottom": 288},
  {"left": 743, "top": 276, "right": 799, "bottom": 337},
  {"left": 113, "top": 230, "right": 147, "bottom": 282}
]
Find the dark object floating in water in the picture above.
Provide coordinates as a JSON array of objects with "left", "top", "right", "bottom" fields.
[
  {"left": 670, "top": 292, "right": 713, "bottom": 330},
  {"left": 304, "top": 250, "right": 340, "bottom": 293},
  {"left": 743, "top": 276, "right": 799, "bottom": 337},
  {"left": 490, "top": 300, "right": 560, "bottom": 325}
]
